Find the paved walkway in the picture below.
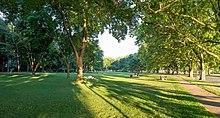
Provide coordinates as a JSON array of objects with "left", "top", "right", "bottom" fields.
[
  {"left": 176, "top": 77, "right": 220, "bottom": 117},
  {"left": 206, "top": 75, "right": 220, "bottom": 83},
  {"left": 182, "top": 74, "right": 220, "bottom": 83}
]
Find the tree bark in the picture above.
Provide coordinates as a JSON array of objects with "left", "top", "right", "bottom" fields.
[
  {"left": 188, "top": 61, "right": 193, "bottom": 78},
  {"left": 207, "top": 67, "right": 211, "bottom": 76},
  {"left": 54, "top": 2, "right": 88, "bottom": 82},
  {"left": 74, "top": 16, "right": 87, "bottom": 82},
  {"left": 199, "top": 53, "right": 206, "bottom": 80},
  {"left": 32, "top": 62, "right": 40, "bottom": 76},
  {"left": 29, "top": 57, "right": 41, "bottom": 76},
  {"left": 76, "top": 56, "right": 83, "bottom": 82}
]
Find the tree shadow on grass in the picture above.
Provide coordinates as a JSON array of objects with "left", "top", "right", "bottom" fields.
[
  {"left": 102, "top": 72, "right": 133, "bottom": 79},
  {"left": 84, "top": 84, "right": 129, "bottom": 118},
  {"left": 0, "top": 73, "right": 93, "bottom": 118},
  {"left": 87, "top": 74, "right": 215, "bottom": 118}
]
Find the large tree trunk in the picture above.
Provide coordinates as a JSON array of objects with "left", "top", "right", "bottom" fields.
[
  {"left": 55, "top": 2, "right": 88, "bottom": 82},
  {"left": 188, "top": 61, "right": 193, "bottom": 78},
  {"left": 73, "top": 17, "right": 87, "bottom": 82},
  {"left": 199, "top": 53, "right": 206, "bottom": 80},
  {"left": 76, "top": 56, "right": 83, "bottom": 82}
]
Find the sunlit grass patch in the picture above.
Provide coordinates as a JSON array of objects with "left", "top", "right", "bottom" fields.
[{"left": 84, "top": 72, "right": 215, "bottom": 117}]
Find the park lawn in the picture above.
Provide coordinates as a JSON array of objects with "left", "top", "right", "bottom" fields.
[
  {"left": 181, "top": 76, "right": 220, "bottom": 96},
  {"left": 0, "top": 72, "right": 216, "bottom": 118}
]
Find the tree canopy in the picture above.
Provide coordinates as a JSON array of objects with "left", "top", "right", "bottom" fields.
[{"left": 1, "top": 0, "right": 220, "bottom": 81}]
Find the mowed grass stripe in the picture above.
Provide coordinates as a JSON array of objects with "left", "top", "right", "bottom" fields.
[{"left": 0, "top": 72, "right": 216, "bottom": 118}]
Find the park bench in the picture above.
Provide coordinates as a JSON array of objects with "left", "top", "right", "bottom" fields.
[{"left": 160, "top": 76, "right": 167, "bottom": 81}]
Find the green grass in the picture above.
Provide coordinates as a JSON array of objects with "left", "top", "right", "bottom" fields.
[
  {"left": 181, "top": 76, "right": 220, "bottom": 96},
  {"left": 0, "top": 72, "right": 216, "bottom": 118}
]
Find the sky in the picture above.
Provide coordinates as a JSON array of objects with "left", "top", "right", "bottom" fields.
[
  {"left": 0, "top": 12, "right": 3, "bottom": 19},
  {"left": 98, "top": 32, "right": 139, "bottom": 59}
]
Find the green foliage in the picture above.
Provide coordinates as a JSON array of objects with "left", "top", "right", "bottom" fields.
[
  {"left": 135, "top": 0, "right": 220, "bottom": 72},
  {"left": 83, "top": 40, "right": 104, "bottom": 71},
  {"left": 103, "top": 57, "right": 115, "bottom": 70},
  {"left": 109, "top": 53, "right": 144, "bottom": 72}
]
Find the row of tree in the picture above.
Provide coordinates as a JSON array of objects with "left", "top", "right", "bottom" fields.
[
  {"left": 1, "top": 0, "right": 137, "bottom": 82},
  {"left": 0, "top": 11, "right": 103, "bottom": 78},
  {"left": 135, "top": 0, "right": 220, "bottom": 80},
  {"left": 103, "top": 0, "right": 220, "bottom": 81},
  {"left": 1, "top": 0, "right": 220, "bottom": 81},
  {"left": 103, "top": 53, "right": 145, "bottom": 72}
]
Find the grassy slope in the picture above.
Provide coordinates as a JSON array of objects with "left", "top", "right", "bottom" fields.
[
  {"left": 0, "top": 72, "right": 216, "bottom": 118},
  {"left": 181, "top": 76, "right": 220, "bottom": 96}
]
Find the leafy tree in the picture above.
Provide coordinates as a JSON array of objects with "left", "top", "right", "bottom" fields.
[
  {"left": 103, "top": 57, "right": 115, "bottom": 70},
  {"left": 54, "top": 33, "right": 74, "bottom": 78},
  {"left": 134, "top": 0, "right": 220, "bottom": 80},
  {"left": 0, "top": 18, "right": 10, "bottom": 72},
  {"left": 126, "top": 53, "right": 143, "bottom": 72},
  {"left": 2, "top": 0, "right": 137, "bottom": 81},
  {"left": 19, "top": 7, "right": 57, "bottom": 75},
  {"left": 83, "top": 40, "right": 103, "bottom": 72},
  {"left": 50, "top": 0, "right": 136, "bottom": 82},
  {"left": 108, "top": 53, "right": 143, "bottom": 72}
]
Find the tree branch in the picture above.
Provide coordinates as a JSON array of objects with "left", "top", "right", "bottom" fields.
[
  {"left": 51, "top": 0, "right": 79, "bottom": 59},
  {"left": 80, "top": 16, "right": 88, "bottom": 58},
  {"left": 147, "top": 0, "right": 179, "bottom": 14},
  {"left": 174, "top": 13, "right": 220, "bottom": 34},
  {"left": 154, "top": 23, "right": 220, "bottom": 59}
]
